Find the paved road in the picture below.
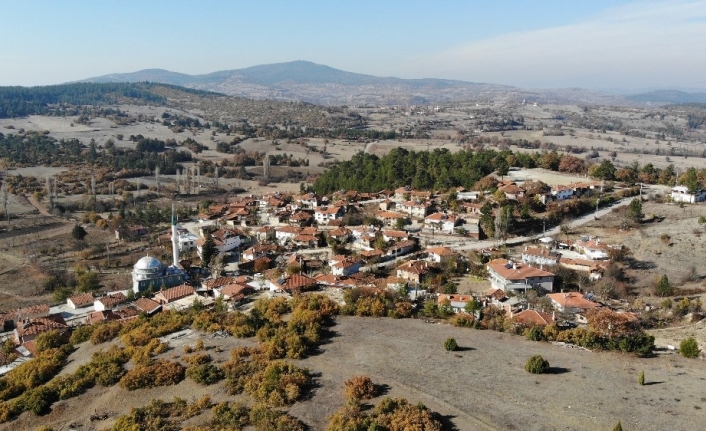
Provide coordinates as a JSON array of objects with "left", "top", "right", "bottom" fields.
[{"left": 450, "top": 197, "right": 634, "bottom": 252}]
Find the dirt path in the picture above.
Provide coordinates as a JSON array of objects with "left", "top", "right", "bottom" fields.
[{"left": 27, "top": 194, "right": 53, "bottom": 217}]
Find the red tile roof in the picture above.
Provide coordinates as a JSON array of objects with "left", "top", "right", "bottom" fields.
[
  {"left": 156, "top": 284, "right": 195, "bottom": 303},
  {"left": 512, "top": 309, "right": 554, "bottom": 326},
  {"left": 68, "top": 292, "right": 94, "bottom": 308},
  {"left": 134, "top": 298, "right": 161, "bottom": 313},
  {"left": 487, "top": 259, "right": 555, "bottom": 281},
  {"left": 16, "top": 314, "right": 67, "bottom": 338},
  {"left": 97, "top": 292, "right": 128, "bottom": 309},
  {"left": 547, "top": 292, "right": 600, "bottom": 310},
  {"left": 218, "top": 283, "right": 254, "bottom": 298},
  {"left": 396, "top": 260, "right": 429, "bottom": 275}
]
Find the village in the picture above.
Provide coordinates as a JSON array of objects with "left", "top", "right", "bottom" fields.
[{"left": 3, "top": 167, "right": 704, "bottom": 374}]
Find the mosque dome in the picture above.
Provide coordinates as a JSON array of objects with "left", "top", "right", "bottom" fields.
[{"left": 133, "top": 255, "right": 165, "bottom": 280}]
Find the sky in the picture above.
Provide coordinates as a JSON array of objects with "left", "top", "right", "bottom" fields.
[{"left": 1, "top": 0, "right": 705, "bottom": 92}]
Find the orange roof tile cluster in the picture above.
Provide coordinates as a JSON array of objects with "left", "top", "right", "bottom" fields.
[
  {"left": 487, "top": 259, "right": 555, "bottom": 281},
  {"left": 134, "top": 298, "right": 161, "bottom": 313},
  {"left": 383, "top": 230, "right": 408, "bottom": 239},
  {"left": 156, "top": 284, "right": 195, "bottom": 302},
  {"left": 547, "top": 292, "right": 600, "bottom": 310},
  {"left": 397, "top": 260, "right": 430, "bottom": 275},
  {"left": 97, "top": 292, "right": 128, "bottom": 309},
  {"left": 426, "top": 246, "right": 457, "bottom": 257},
  {"left": 437, "top": 294, "right": 473, "bottom": 304},
  {"left": 512, "top": 309, "right": 554, "bottom": 326},
  {"left": 16, "top": 314, "right": 67, "bottom": 337},
  {"left": 219, "top": 283, "right": 254, "bottom": 298},
  {"left": 203, "top": 276, "right": 236, "bottom": 289},
  {"left": 68, "top": 292, "right": 94, "bottom": 307},
  {"left": 315, "top": 205, "right": 343, "bottom": 214}
]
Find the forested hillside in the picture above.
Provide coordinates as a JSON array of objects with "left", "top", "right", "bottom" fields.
[{"left": 0, "top": 82, "right": 216, "bottom": 118}]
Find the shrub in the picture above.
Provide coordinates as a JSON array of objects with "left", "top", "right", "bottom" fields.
[
  {"left": 244, "top": 361, "right": 311, "bottom": 407},
  {"left": 212, "top": 401, "right": 250, "bottom": 429},
  {"left": 638, "top": 370, "right": 645, "bottom": 386},
  {"left": 90, "top": 322, "right": 122, "bottom": 344},
  {"left": 35, "top": 330, "right": 66, "bottom": 352},
  {"left": 119, "top": 359, "right": 185, "bottom": 390},
  {"left": 249, "top": 404, "right": 306, "bottom": 431},
  {"left": 613, "top": 420, "right": 623, "bottom": 431},
  {"left": 69, "top": 325, "right": 95, "bottom": 345},
  {"left": 679, "top": 337, "right": 700, "bottom": 358},
  {"left": 525, "top": 355, "right": 550, "bottom": 374},
  {"left": 444, "top": 338, "right": 458, "bottom": 352},
  {"left": 525, "top": 326, "right": 545, "bottom": 342},
  {"left": 450, "top": 314, "right": 478, "bottom": 328},
  {"left": 186, "top": 363, "right": 224, "bottom": 386},
  {"left": 344, "top": 375, "right": 375, "bottom": 400}
]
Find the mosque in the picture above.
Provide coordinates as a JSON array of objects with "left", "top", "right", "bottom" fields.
[{"left": 132, "top": 207, "right": 187, "bottom": 293}]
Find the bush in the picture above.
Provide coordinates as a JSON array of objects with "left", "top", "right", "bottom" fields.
[
  {"left": 525, "top": 355, "right": 550, "bottom": 374},
  {"left": 119, "top": 359, "right": 185, "bottom": 390},
  {"left": 444, "top": 338, "right": 458, "bottom": 352},
  {"left": 525, "top": 326, "right": 545, "bottom": 342},
  {"left": 90, "top": 322, "right": 122, "bottom": 344},
  {"left": 212, "top": 401, "right": 250, "bottom": 429},
  {"left": 638, "top": 370, "right": 645, "bottom": 386},
  {"left": 679, "top": 337, "right": 700, "bottom": 358},
  {"left": 450, "top": 314, "right": 478, "bottom": 328},
  {"left": 344, "top": 375, "right": 375, "bottom": 400},
  {"left": 69, "top": 325, "right": 95, "bottom": 345},
  {"left": 244, "top": 361, "right": 311, "bottom": 407},
  {"left": 186, "top": 363, "right": 224, "bottom": 386}
]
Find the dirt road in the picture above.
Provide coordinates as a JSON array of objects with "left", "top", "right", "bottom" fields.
[{"left": 27, "top": 194, "right": 53, "bottom": 217}]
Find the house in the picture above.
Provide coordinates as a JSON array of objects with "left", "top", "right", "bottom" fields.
[
  {"left": 201, "top": 276, "right": 236, "bottom": 291},
  {"left": 560, "top": 257, "right": 606, "bottom": 281},
  {"left": 297, "top": 192, "right": 322, "bottom": 209},
  {"left": 671, "top": 186, "right": 706, "bottom": 203},
  {"left": 426, "top": 246, "right": 457, "bottom": 264},
  {"left": 94, "top": 292, "right": 128, "bottom": 312},
  {"left": 394, "top": 187, "right": 431, "bottom": 201},
  {"left": 67, "top": 292, "right": 94, "bottom": 309},
  {"left": 499, "top": 183, "right": 525, "bottom": 200},
  {"left": 86, "top": 310, "right": 120, "bottom": 325},
  {"left": 154, "top": 284, "right": 196, "bottom": 304},
  {"left": 573, "top": 237, "right": 610, "bottom": 260},
  {"left": 547, "top": 292, "right": 601, "bottom": 314},
  {"left": 0, "top": 304, "right": 50, "bottom": 332},
  {"left": 399, "top": 200, "right": 432, "bottom": 219},
  {"left": 521, "top": 247, "right": 561, "bottom": 266},
  {"left": 457, "top": 189, "right": 480, "bottom": 201},
  {"left": 512, "top": 309, "right": 555, "bottom": 327},
  {"left": 134, "top": 298, "right": 162, "bottom": 315},
  {"left": 396, "top": 260, "right": 430, "bottom": 285},
  {"left": 375, "top": 211, "right": 406, "bottom": 226},
  {"left": 462, "top": 202, "right": 484, "bottom": 215},
  {"left": 242, "top": 244, "right": 276, "bottom": 262},
  {"left": 486, "top": 259, "right": 555, "bottom": 292},
  {"left": 289, "top": 211, "right": 313, "bottom": 227},
  {"left": 328, "top": 227, "right": 352, "bottom": 243},
  {"left": 437, "top": 294, "right": 474, "bottom": 313},
  {"left": 292, "top": 234, "right": 319, "bottom": 248},
  {"left": 14, "top": 314, "right": 67, "bottom": 344},
  {"left": 314, "top": 206, "right": 345, "bottom": 224},
  {"left": 378, "top": 200, "right": 394, "bottom": 211},
  {"left": 424, "top": 213, "right": 462, "bottom": 234},
  {"left": 382, "top": 230, "right": 409, "bottom": 242},
  {"left": 255, "top": 226, "right": 276, "bottom": 242},
  {"left": 276, "top": 226, "right": 301, "bottom": 245},
  {"left": 115, "top": 225, "right": 148, "bottom": 241},
  {"left": 385, "top": 239, "right": 416, "bottom": 258},
  {"left": 268, "top": 274, "right": 317, "bottom": 293},
  {"left": 551, "top": 185, "right": 574, "bottom": 201},
  {"left": 330, "top": 257, "right": 363, "bottom": 277},
  {"left": 197, "top": 228, "right": 245, "bottom": 256},
  {"left": 215, "top": 283, "right": 254, "bottom": 301}
]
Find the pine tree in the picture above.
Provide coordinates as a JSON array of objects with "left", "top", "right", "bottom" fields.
[{"left": 200, "top": 234, "right": 217, "bottom": 267}]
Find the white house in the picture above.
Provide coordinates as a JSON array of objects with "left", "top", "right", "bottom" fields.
[
  {"left": 314, "top": 206, "right": 345, "bottom": 224},
  {"left": 399, "top": 201, "right": 432, "bottom": 219},
  {"left": 671, "top": 186, "right": 706, "bottom": 203},
  {"left": 551, "top": 185, "right": 574, "bottom": 201},
  {"left": 521, "top": 247, "right": 561, "bottom": 266},
  {"left": 486, "top": 259, "right": 554, "bottom": 292},
  {"left": 275, "top": 226, "right": 301, "bottom": 245},
  {"left": 330, "top": 257, "right": 363, "bottom": 277},
  {"left": 573, "top": 237, "right": 610, "bottom": 260},
  {"left": 424, "top": 213, "right": 462, "bottom": 234},
  {"left": 94, "top": 292, "right": 128, "bottom": 312}
]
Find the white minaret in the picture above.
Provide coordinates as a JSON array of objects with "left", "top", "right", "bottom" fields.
[{"left": 171, "top": 204, "right": 180, "bottom": 267}]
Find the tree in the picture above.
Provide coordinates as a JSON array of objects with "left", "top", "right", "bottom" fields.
[
  {"left": 441, "top": 282, "right": 458, "bottom": 294},
  {"left": 524, "top": 355, "right": 549, "bottom": 374},
  {"left": 200, "top": 234, "right": 217, "bottom": 267},
  {"left": 625, "top": 198, "right": 643, "bottom": 224},
  {"left": 75, "top": 267, "right": 100, "bottom": 292},
  {"left": 679, "top": 167, "right": 701, "bottom": 193},
  {"left": 444, "top": 338, "right": 458, "bottom": 351},
  {"left": 679, "top": 337, "right": 699, "bottom": 358},
  {"left": 464, "top": 298, "right": 481, "bottom": 314},
  {"left": 638, "top": 370, "right": 645, "bottom": 386},
  {"left": 654, "top": 274, "right": 673, "bottom": 297},
  {"left": 72, "top": 224, "right": 87, "bottom": 241},
  {"left": 589, "top": 159, "right": 616, "bottom": 180},
  {"left": 344, "top": 375, "right": 376, "bottom": 400}
]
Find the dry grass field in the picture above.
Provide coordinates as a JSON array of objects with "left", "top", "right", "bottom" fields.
[{"left": 4, "top": 317, "right": 706, "bottom": 431}]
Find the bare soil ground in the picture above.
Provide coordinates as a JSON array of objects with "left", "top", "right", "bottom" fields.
[{"left": 7, "top": 317, "right": 706, "bottom": 431}]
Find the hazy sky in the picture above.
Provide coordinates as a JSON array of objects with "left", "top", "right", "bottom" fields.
[{"left": 1, "top": 0, "right": 705, "bottom": 91}]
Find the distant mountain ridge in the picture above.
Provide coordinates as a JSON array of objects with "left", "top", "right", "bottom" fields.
[
  {"left": 81, "top": 60, "right": 706, "bottom": 106},
  {"left": 81, "top": 61, "right": 519, "bottom": 106}
]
